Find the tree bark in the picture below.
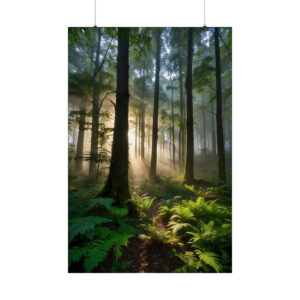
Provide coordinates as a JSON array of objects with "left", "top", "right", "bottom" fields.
[
  {"left": 99, "top": 28, "right": 131, "bottom": 204},
  {"left": 214, "top": 28, "right": 226, "bottom": 182},
  {"left": 184, "top": 28, "right": 194, "bottom": 183},
  {"left": 178, "top": 42, "right": 185, "bottom": 173},
  {"left": 171, "top": 80, "right": 176, "bottom": 170},
  {"left": 89, "top": 28, "right": 102, "bottom": 177},
  {"left": 135, "top": 115, "right": 138, "bottom": 157},
  {"left": 149, "top": 28, "right": 161, "bottom": 178},
  {"left": 210, "top": 100, "right": 217, "bottom": 166},
  {"left": 75, "top": 99, "right": 86, "bottom": 172},
  {"left": 138, "top": 114, "right": 141, "bottom": 157},
  {"left": 202, "top": 105, "right": 207, "bottom": 157}
]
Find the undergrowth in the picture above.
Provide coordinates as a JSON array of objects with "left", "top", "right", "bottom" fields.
[
  {"left": 158, "top": 196, "right": 232, "bottom": 272},
  {"left": 68, "top": 186, "right": 137, "bottom": 272},
  {"left": 69, "top": 174, "right": 232, "bottom": 273}
]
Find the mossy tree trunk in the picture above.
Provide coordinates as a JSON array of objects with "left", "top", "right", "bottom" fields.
[{"left": 99, "top": 28, "right": 131, "bottom": 205}]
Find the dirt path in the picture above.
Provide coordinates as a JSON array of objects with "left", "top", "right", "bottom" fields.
[{"left": 122, "top": 199, "right": 183, "bottom": 273}]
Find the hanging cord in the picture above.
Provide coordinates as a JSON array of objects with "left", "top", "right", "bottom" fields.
[
  {"left": 203, "top": 0, "right": 206, "bottom": 27},
  {"left": 94, "top": 0, "right": 97, "bottom": 27}
]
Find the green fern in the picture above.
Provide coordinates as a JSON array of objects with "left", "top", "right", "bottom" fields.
[
  {"left": 175, "top": 251, "right": 203, "bottom": 272},
  {"left": 68, "top": 246, "right": 88, "bottom": 267},
  {"left": 195, "top": 249, "right": 222, "bottom": 273},
  {"left": 88, "top": 197, "right": 114, "bottom": 211},
  {"left": 110, "top": 206, "right": 129, "bottom": 217},
  {"left": 111, "top": 233, "right": 133, "bottom": 262},
  {"left": 168, "top": 220, "right": 190, "bottom": 234},
  {"left": 158, "top": 205, "right": 172, "bottom": 217},
  {"left": 69, "top": 216, "right": 112, "bottom": 243},
  {"left": 83, "top": 239, "right": 114, "bottom": 272}
]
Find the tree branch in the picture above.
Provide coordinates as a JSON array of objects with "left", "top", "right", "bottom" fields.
[{"left": 90, "top": 37, "right": 113, "bottom": 84}]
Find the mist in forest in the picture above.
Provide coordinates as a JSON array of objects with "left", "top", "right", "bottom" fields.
[
  {"left": 68, "top": 27, "right": 232, "bottom": 185},
  {"left": 68, "top": 27, "right": 232, "bottom": 273}
]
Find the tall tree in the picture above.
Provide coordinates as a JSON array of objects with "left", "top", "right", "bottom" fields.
[
  {"left": 210, "top": 100, "right": 217, "bottom": 165},
  {"left": 89, "top": 28, "right": 102, "bottom": 177},
  {"left": 178, "top": 53, "right": 186, "bottom": 172},
  {"left": 170, "top": 76, "right": 176, "bottom": 170},
  {"left": 135, "top": 114, "right": 138, "bottom": 157},
  {"left": 184, "top": 28, "right": 194, "bottom": 183},
  {"left": 149, "top": 28, "right": 161, "bottom": 178},
  {"left": 214, "top": 28, "right": 226, "bottom": 182},
  {"left": 202, "top": 98, "right": 207, "bottom": 157},
  {"left": 100, "top": 28, "right": 131, "bottom": 204},
  {"left": 140, "top": 73, "right": 146, "bottom": 160},
  {"left": 75, "top": 99, "right": 86, "bottom": 171}
]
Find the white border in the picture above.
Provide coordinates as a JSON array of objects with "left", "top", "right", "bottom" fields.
[{"left": 0, "top": 0, "right": 300, "bottom": 299}]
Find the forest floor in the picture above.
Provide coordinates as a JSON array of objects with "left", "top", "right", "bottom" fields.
[
  {"left": 108, "top": 180, "right": 224, "bottom": 272},
  {"left": 69, "top": 174, "right": 232, "bottom": 273},
  {"left": 122, "top": 200, "right": 183, "bottom": 272}
]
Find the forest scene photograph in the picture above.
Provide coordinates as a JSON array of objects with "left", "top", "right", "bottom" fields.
[{"left": 68, "top": 26, "right": 232, "bottom": 273}]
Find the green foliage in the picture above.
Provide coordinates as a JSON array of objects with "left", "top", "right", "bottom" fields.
[
  {"left": 69, "top": 216, "right": 112, "bottom": 243},
  {"left": 69, "top": 231, "right": 134, "bottom": 272},
  {"left": 110, "top": 206, "right": 129, "bottom": 217},
  {"left": 69, "top": 186, "right": 136, "bottom": 272},
  {"left": 175, "top": 249, "right": 222, "bottom": 273},
  {"left": 83, "top": 239, "right": 114, "bottom": 272},
  {"left": 159, "top": 195, "right": 231, "bottom": 272},
  {"left": 139, "top": 221, "right": 179, "bottom": 246},
  {"left": 194, "top": 249, "right": 222, "bottom": 273},
  {"left": 131, "top": 193, "right": 155, "bottom": 214},
  {"left": 110, "top": 260, "right": 133, "bottom": 273},
  {"left": 138, "top": 176, "right": 197, "bottom": 201},
  {"left": 174, "top": 251, "right": 203, "bottom": 272},
  {"left": 88, "top": 197, "right": 114, "bottom": 211}
]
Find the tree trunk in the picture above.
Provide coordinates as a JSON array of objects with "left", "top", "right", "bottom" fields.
[
  {"left": 171, "top": 81, "right": 176, "bottom": 170},
  {"left": 138, "top": 114, "right": 141, "bottom": 157},
  {"left": 148, "top": 120, "right": 151, "bottom": 159},
  {"left": 178, "top": 128, "right": 182, "bottom": 167},
  {"left": 178, "top": 44, "right": 185, "bottom": 173},
  {"left": 149, "top": 28, "right": 161, "bottom": 178},
  {"left": 184, "top": 28, "right": 194, "bottom": 183},
  {"left": 202, "top": 105, "right": 207, "bottom": 157},
  {"left": 135, "top": 115, "right": 138, "bottom": 157},
  {"left": 210, "top": 100, "right": 217, "bottom": 166},
  {"left": 75, "top": 99, "right": 86, "bottom": 172},
  {"left": 89, "top": 28, "right": 102, "bottom": 177},
  {"left": 214, "top": 28, "right": 226, "bottom": 182},
  {"left": 99, "top": 28, "right": 131, "bottom": 204},
  {"left": 162, "top": 128, "right": 164, "bottom": 160},
  {"left": 141, "top": 104, "right": 145, "bottom": 160}
]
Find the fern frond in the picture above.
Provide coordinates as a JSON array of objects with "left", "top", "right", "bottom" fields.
[
  {"left": 68, "top": 247, "right": 88, "bottom": 267},
  {"left": 158, "top": 205, "right": 171, "bottom": 216},
  {"left": 168, "top": 220, "right": 189, "bottom": 234},
  {"left": 88, "top": 197, "right": 114, "bottom": 211},
  {"left": 195, "top": 250, "right": 222, "bottom": 273},
  {"left": 69, "top": 216, "right": 112, "bottom": 243},
  {"left": 83, "top": 239, "right": 114, "bottom": 272},
  {"left": 112, "top": 233, "right": 133, "bottom": 262},
  {"left": 110, "top": 206, "right": 129, "bottom": 217}
]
